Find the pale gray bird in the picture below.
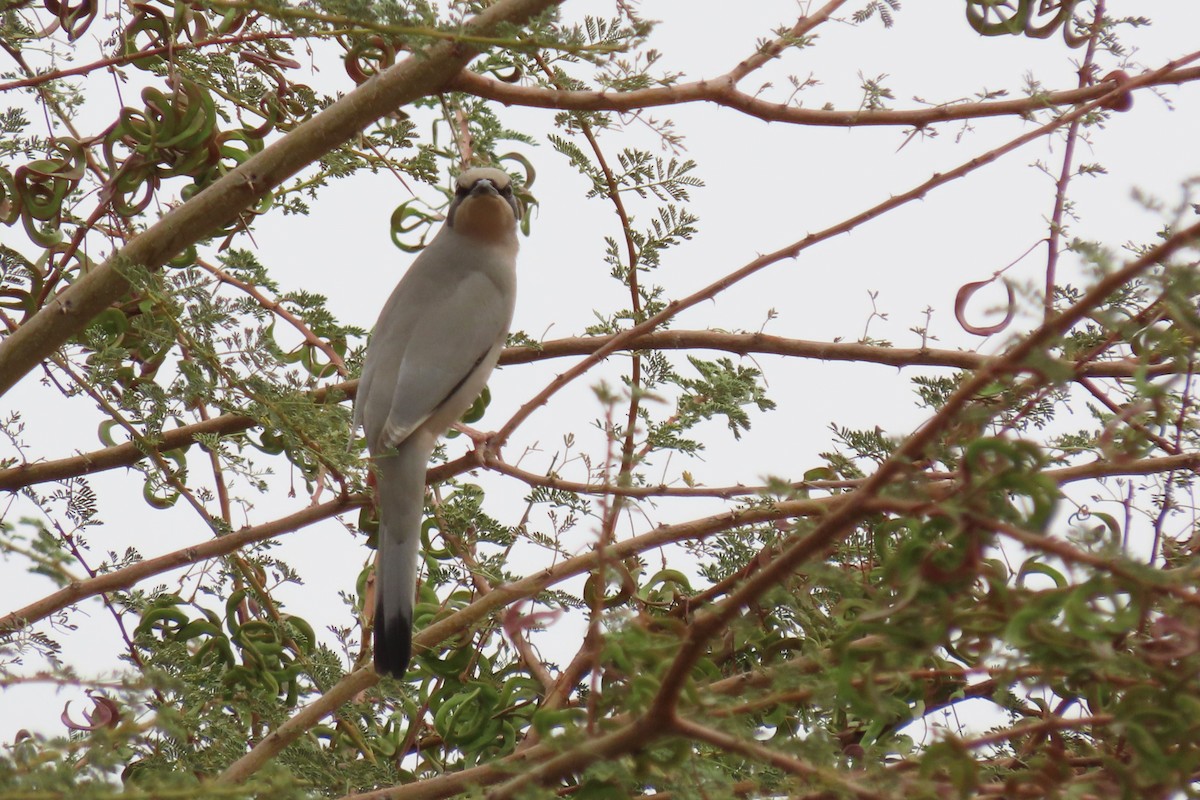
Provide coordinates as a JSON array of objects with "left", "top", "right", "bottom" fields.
[{"left": 355, "top": 167, "right": 520, "bottom": 678}]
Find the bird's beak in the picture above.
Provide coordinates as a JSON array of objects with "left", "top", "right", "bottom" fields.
[{"left": 470, "top": 179, "right": 500, "bottom": 197}]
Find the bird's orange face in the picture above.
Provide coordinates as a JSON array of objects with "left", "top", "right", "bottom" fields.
[
  {"left": 452, "top": 192, "right": 518, "bottom": 244},
  {"left": 447, "top": 167, "right": 520, "bottom": 244}
]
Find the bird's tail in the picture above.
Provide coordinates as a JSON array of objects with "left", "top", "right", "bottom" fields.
[{"left": 373, "top": 445, "right": 428, "bottom": 678}]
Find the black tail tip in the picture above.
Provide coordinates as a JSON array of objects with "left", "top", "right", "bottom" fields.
[{"left": 373, "top": 613, "right": 412, "bottom": 679}]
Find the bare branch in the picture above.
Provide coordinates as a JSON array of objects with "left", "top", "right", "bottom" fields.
[
  {"left": 0, "top": 496, "right": 363, "bottom": 633},
  {"left": 451, "top": 63, "right": 1200, "bottom": 130}
]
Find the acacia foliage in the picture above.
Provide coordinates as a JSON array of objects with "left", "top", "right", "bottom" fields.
[{"left": 2, "top": 1, "right": 1200, "bottom": 798}]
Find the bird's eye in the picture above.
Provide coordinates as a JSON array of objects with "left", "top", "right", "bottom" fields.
[
  {"left": 499, "top": 185, "right": 513, "bottom": 197},
  {"left": 455, "top": 185, "right": 470, "bottom": 197}
]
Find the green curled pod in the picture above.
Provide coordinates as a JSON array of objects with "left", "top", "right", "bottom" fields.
[
  {"left": 299, "top": 343, "right": 341, "bottom": 380},
  {"left": 154, "top": 82, "right": 215, "bottom": 152},
  {"left": 43, "top": 0, "right": 99, "bottom": 41},
  {"left": 13, "top": 138, "right": 86, "bottom": 245},
  {"left": 310, "top": 724, "right": 340, "bottom": 747},
  {"left": 474, "top": 720, "right": 517, "bottom": 759},
  {"left": 531, "top": 706, "right": 586, "bottom": 738},
  {"left": 237, "top": 620, "right": 286, "bottom": 658},
  {"left": 275, "top": 662, "right": 304, "bottom": 706},
  {"left": 19, "top": 216, "right": 61, "bottom": 247},
  {"left": 220, "top": 665, "right": 256, "bottom": 691},
  {"left": 281, "top": 84, "right": 314, "bottom": 122},
  {"left": 638, "top": 568, "right": 693, "bottom": 606},
  {"left": 965, "top": 0, "right": 1030, "bottom": 36},
  {"left": 485, "top": 63, "right": 523, "bottom": 83},
  {"left": 0, "top": 251, "right": 43, "bottom": 316},
  {"left": 122, "top": 3, "right": 173, "bottom": 69},
  {"left": 246, "top": 428, "right": 285, "bottom": 455},
  {"left": 224, "top": 587, "right": 250, "bottom": 636},
  {"left": 215, "top": 4, "right": 246, "bottom": 34},
  {"left": 962, "top": 437, "right": 1026, "bottom": 481},
  {"left": 1017, "top": 558, "right": 1067, "bottom": 590},
  {"left": 118, "top": 100, "right": 161, "bottom": 157},
  {"left": 417, "top": 623, "right": 473, "bottom": 677},
  {"left": 1003, "top": 596, "right": 1065, "bottom": 649},
  {"left": 498, "top": 151, "right": 536, "bottom": 189},
  {"left": 446, "top": 387, "right": 490, "bottom": 438},
  {"left": 46, "top": 240, "right": 96, "bottom": 282},
  {"left": 418, "top": 516, "right": 452, "bottom": 559},
  {"left": 432, "top": 682, "right": 501, "bottom": 747},
  {"left": 281, "top": 614, "right": 316, "bottom": 653},
  {"left": 496, "top": 152, "right": 538, "bottom": 235},
  {"left": 390, "top": 200, "right": 438, "bottom": 252},
  {"left": 87, "top": 308, "right": 130, "bottom": 348},
  {"left": 498, "top": 673, "right": 544, "bottom": 711},
  {"left": 1023, "top": 0, "right": 1076, "bottom": 38},
  {"left": 175, "top": 617, "right": 224, "bottom": 643},
  {"left": 135, "top": 605, "right": 190, "bottom": 639},
  {"left": 142, "top": 475, "right": 179, "bottom": 509},
  {"left": 343, "top": 35, "right": 396, "bottom": 85},
  {"left": 248, "top": 93, "right": 285, "bottom": 139},
  {"left": 583, "top": 561, "right": 636, "bottom": 609},
  {"left": 231, "top": 638, "right": 270, "bottom": 671},
  {"left": 192, "top": 633, "right": 236, "bottom": 667},
  {"left": 110, "top": 167, "right": 160, "bottom": 217},
  {"left": 0, "top": 166, "right": 21, "bottom": 225},
  {"left": 461, "top": 385, "right": 490, "bottom": 424},
  {"left": 214, "top": 128, "right": 265, "bottom": 172},
  {"left": 165, "top": 244, "right": 197, "bottom": 269},
  {"left": 14, "top": 165, "right": 68, "bottom": 220}
]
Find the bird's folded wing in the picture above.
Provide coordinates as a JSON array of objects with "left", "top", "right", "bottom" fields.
[{"left": 379, "top": 270, "right": 509, "bottom": 449}]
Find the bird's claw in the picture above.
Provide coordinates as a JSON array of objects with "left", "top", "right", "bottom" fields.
[{"left": 455, "top": 423, "right": 502, "bottom": 464}]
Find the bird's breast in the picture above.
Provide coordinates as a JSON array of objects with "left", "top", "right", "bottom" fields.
[{"left": 452, "top": 195, "right": 519, "bottom": 245}]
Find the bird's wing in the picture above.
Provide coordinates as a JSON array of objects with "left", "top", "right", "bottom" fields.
[{"left": 378, "top": 269, "right": 509, "bottom": 450}]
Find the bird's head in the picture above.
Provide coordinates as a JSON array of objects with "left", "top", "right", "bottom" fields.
[{"left": 446, "top": 167, "right": 520, "bottom": 244}]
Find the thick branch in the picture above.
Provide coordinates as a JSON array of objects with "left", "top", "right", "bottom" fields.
[{"left": 0, "top": 0, "right": 564, "bottom": 400}]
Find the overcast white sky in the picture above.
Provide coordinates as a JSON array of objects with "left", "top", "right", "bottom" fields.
[{"left": 3, "top": 0, "right": 1199, "bottom": 745}]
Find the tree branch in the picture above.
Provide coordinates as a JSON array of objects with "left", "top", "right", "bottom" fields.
[
  {"left": 451, "top": 63, "right": 1200, "bottom": 130},
  {"left": 4, "top": 330, "right": 1174, "bottom": 493},
  {"left": 0, "top": 495, "right": 363, "bottom": 633}
]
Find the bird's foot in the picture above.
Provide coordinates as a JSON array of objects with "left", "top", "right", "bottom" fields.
[{"left": 454, "top": 423, "right": 503, "bottom": 465}]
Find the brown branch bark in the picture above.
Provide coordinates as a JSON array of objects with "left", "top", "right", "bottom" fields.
[
  {"left": 451, "top": 63, "right": 1200, "bottom": 130},
  {"left": 0, "top": 377, "right": 350, "bottom": 492},
  {"left": 4, "top": 330, "right": 1174, "bottom": 494},
  {"left": 0, "top": 0, "right": 565, "bottom": 400},
  {"left": 0, "top": 32, "right": 306, "bottom": 93},
  {"left": 9, "top": 440, "right": 1195, "bottom": 642},
  {"left": 672, "top": 716, "right": 884, "bottom": 800},
  {"left": 491, "top": 52, "right": 1200, "bottom": 451},
  {"left": 338, "top": 741, "right": 554, "bottom": 799},
  {"left": 500, "top": 329, "right": 1177, "bottom": 377},
  {"left": 646, "top": 212, "right": 1200, "bottom": 725},
  {"left": 0, "top": 495, "right": 363, "bottom": 633}
]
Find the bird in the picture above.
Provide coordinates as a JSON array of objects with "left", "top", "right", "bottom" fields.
[{"left": 354, "top": 167, "right": 520, "bottom": 678}]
